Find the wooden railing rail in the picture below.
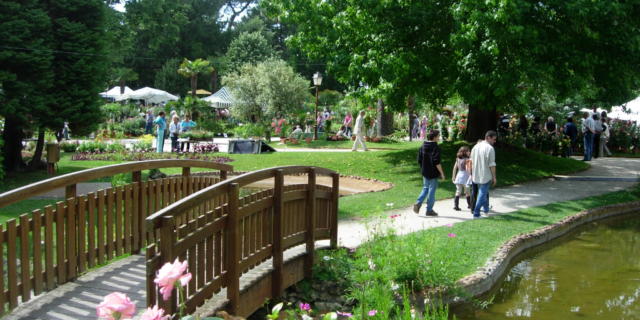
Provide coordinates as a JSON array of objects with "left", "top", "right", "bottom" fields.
[
  {"left": 0, "top": 159, "right": 232, "bottom": 208},
  {"left": 146, "top": 166, "right": 339, "bottom": 317},
  {"left": 0, "top": 160, "right": 232, "bottom": 316}
]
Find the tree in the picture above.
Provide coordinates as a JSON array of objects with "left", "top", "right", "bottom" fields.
[
  {"left": 265, "top": 0, "right": 640, "bottom": 141},
  {"left": 0, "top": 0, "right": 52, "bottom": 171},
  {"left": 154, "top": 58, "right": 190, "bottom": 95},
  {"left": 224, "top": 59, "right": 309, "bottom": 123},
  {"left": 0, "top": 0, "right": 108, "bottom": 171},
  {"left": 178, "top": 58, "right": 214, "bottom": 97},
  {"left": 110, "top": 67, "right": 138, "bottom": 94},
  {"left": 224, "top": 31, "right": 276, "bottom": 73}
]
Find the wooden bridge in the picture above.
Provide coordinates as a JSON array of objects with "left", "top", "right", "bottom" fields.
[{"left": 0, "top": 160, "right": 339, "bottom": 318}]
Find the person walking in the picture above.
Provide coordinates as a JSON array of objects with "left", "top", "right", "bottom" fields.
[
  {"left": 470, "top": 131, "right": 497, "bottom": 218},
  {"left": 581, "top": 112, "right": 595, "bottom": 161},
  {"left": 412, "top": 130, "right": 446, "bottom": 216},
  {"left": 419, "top": 116, "right": 428, "bottom": 140},
  {"left": 351, "top": 110, "right": 368, "bottom": 151},
  {"left": 451, "top": 146, "right": 472, "bottom": 211},
  {"left": 563, "top": 116, "right": 578, "bottom": 157},
  {"left": 411, "top": 114, "right": 420, "bottom": 139},
  {"left": 154, "top": 111, "right": 166, "bottom": 153},
  {"left": 343, "top": 112, "right": 353, "bottom": 137},
  {"left": 600, "top": 117, "right": 612, "bottom": 157},
  {"left": 592, "top": 113, "right": 603, "bottom": 159},
  {"left": 145, "top": 110, "right": 154, "bottom": 134}
]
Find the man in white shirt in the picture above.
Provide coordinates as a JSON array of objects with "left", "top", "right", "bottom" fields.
[
  {"left": 581, "top": 112, "right": 595, "bottom": 161},
  {"left": 351, "top": 110, "right": 368, "bottom": 151},
  {"left": 470, "top": 130, "right": 497, "bottom": 218}
]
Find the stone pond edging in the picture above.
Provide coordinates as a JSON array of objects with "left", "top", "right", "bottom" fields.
[{"left": 456, "top": 200, "right": 640, "bottom": 298}]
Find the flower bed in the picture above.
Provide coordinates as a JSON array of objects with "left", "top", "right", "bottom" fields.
[{"left": 71, "top": 151, "right": 232, "bottom": 163}]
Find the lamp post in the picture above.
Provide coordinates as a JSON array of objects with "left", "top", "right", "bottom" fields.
[{"left": 312, "top": 72, "right": 323, "bottom": 140}]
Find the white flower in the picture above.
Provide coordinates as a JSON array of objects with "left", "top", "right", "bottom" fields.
[
  {"left": 323, "top": 256, "right": 332, "bottom": 261},
  {"left": 368, "top": 259, "right": 376, "bottom": 270},
  {"left": 385, "top": 202, "right": 394, "bottom": 207}
]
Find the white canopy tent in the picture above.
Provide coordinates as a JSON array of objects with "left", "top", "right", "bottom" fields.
[
  {"left": 99, "top": 86, "right": 133, "bottom": 100},
  {"left": 116, "top": 87, "right": 179, "bottom": 104},
  {"left": 579, "top": 96, "right": 640, "bottom": 123},
  {"left": 203, "top": 86, "right": 234, "bottom": 109}
]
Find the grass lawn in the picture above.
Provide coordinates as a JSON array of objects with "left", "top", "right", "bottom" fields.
[
  {"left": 332, "top": 185, "right": 640, "bottom": 317},
  {"left": 0, "top": 142, "right": 588, "bottom": 222}
]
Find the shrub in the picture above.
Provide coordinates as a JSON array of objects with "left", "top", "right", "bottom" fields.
[
  {"left": 131, "top": 141, "right": 153, "bottom": 152},
  {"left": 121, "top": 117, "right": 146, "bottom": 136},
  {"left": 106, "top": 143, "right": 126, "bottom": 153},
  {"left": 59, "top": 141, "right": 79, "bottom": 152},
  {"left": 77, "top": 141, "right": 108, "bottom": 153},
  {"left": 182, "top": 130, "right": 215, "bottom": 140},
  {"left": 233, "top": 123, "right": 265, "bottom": 138}
]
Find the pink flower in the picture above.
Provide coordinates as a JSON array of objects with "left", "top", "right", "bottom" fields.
[
  {"left": 390, "top": 214, "right": 400, "bottom": 219},
  {"left": 445, "top": 223, "right": 454, "bottom": 227},
  {"left": 96, "top": 292, "right": 136, "bottom": 320},
  {"left": 368, "top": 310, "right": 378, "bottom": 316},
  {"left": 154, "top": 258, "right": 192, "bottom": 301},
  {"left": 447, "top": 233, "right": 457, "bottom": 238},
  {"left": 299, "top": 302, "right": 311, "bottom": 311},
  {"left": 337, "top": 311, "right": 353, "bottom": 317},
  {"left": 140, "top": 305, "right": 170, "bottom": 320}
]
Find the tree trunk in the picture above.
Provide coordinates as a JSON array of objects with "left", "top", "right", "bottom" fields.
[
  {"left": 191, "top": 76, "right": 197, "bottom": 97},
  {"left": 465, "top": 104, "right": 497, "bottom": 142},
  {"left": 210, "top": 69, "right": 218, "bottom": 93},
  {"left": 2, "top": 116, "right": 26, "bottom": 172},
  {"left": 30, "top": 128, "right": 45, "bottom": 169},
  {"left": 407, "top": 95, "right": 416, "bottom": 141},
  {"left": 376, "top": 98, "right": 394, "bottom": 136},
  {"left": 119, "top": 80, "right": 126, "bottom": 95}
]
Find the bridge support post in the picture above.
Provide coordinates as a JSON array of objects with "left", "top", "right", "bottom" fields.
[
  {"left": 159, "top": 216, "right": 176, "bottom": 315},
  {"left": 272, "top": 170, "right": 285, "bottom": 297},
  {"left": 226, "top": 183, "right": 241, "bottom": 314},
  {"left": 65, "top": 184, "right": 76, "bottom": 200},
  {"left": 305, "top": 168, "right": 317, "bottom": 278},
  {"left": 330, "top": 173, "right": 339, "bottom": 249},
  {"left": 182, "top": 167, "right": 191, "bottom": 196}
]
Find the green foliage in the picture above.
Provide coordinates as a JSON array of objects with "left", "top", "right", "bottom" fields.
[
  {"left": 318, "top": 90, "right": 344, "bottom": 109},
  {"left": 225, "top": 31, "right": 276, "bottom": 73},
  {"left": 155, "top": 58, "right": 190, "bottom": 95},
  {"left": 106, "top": 143, "right": 126, "bottom": 153},
  {"left": 225, "top": 59, "right": 309, "bottom": 122},
  {"left": 233, "top": 123, "right": 266, "bottom": 138},
  {"left": 77, "top": 141, "right": 108, "bottom": 153},
  {"left": 121, "top": 118, "right": 146, "bottom": 136},
  {"left": 59, "top": 141, "right": 79, "bottom": 153},
  {"left": 181, "top": 130, "right": 215, "bottom": 140},
  {"left": 0, "top": 136, "right": 4, "bottom": 180},
  {"left": 178, "top": 58, "right": 214, "bottom": 96},
  {"left": 110, "top": 173, "right": 128, "bottom": 188}
]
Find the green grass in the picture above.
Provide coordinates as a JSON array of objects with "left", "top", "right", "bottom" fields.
[
  {"left": 0, "top": 142, "right": 588, "bottom": 222},
  {"left": 330, "top": 185, "right": 640, "bottom": 317},
  {"left": 0, "top": 199, "right": 60, "bottom": 224}
]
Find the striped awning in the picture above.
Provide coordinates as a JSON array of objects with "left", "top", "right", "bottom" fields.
[{"left": 203, "top": 86, "right": 233, "bottom": 109}]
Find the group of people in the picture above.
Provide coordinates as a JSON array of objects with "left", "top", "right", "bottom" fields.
[
  {"left": 148, "top": 110, "right": 197, "bottom": 153},
  {"left": 413, "top": 130, "right": 497, "bottom": 218},
  {"left": 580, "top": 111, "right": 612, "bottom": 161},
  {"left": 411, "top": 115, "right": 431, "bottom": 140}
]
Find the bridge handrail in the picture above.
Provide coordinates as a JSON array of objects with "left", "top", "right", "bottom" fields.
[
  {"left": 0, "top": 159, "right": 233, "bottom": 208},
  {"left": 145, "top": 165, "right": 337, "bottom": 229}
]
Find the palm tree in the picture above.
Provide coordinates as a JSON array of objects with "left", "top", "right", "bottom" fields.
[
  {"left": 111, "top": 67, "right": 138, "bottom": 94},
  {"left": 178, "top": 58, "right": 214, "bottom": 97}
]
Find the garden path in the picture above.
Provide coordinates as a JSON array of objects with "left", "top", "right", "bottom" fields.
[{"left": 6, "top": 157, "right": 638, "bottom": 320}]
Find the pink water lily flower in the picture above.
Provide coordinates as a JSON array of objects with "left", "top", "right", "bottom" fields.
[
  {"left": 368, "top": 309, "right": 378, "bottom": 316},
  {"left": 96, "top": 292, "right": 136, "bottom": 320},
  {"left": 447, "top": 233, "right": 457, "bottom": 238},
  {"left": 154, "top": 258, "right": 192, "bottom": 301},
  {"left": 140, "top": 305, "right": 170, "bottom": 320},
  {"left": 445, "top": 223, "right": 454, "bottom": 227},
  {"left": 390, "top": 214, "right": 401, "bottom": 219},
  {"left": 337, "top": 311, "right": 353, "bottom": 317}
]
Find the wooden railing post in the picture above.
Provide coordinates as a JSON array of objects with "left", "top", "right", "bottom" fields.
[
  {"left": 182, "top": 167, "right": 191, "bottom": 196},
  {"left": 305, "top": 168, "right": 317, "bottom": 278},
  {"left": 330, "top": 173, "right": 339, "bottom": 249},
  {"left": 132, "top": 171, "right": 143, "bottom": 252},
  {"left": 159, "top": 216, "right": 176, "bottom": 315},
  {"left": 272, "top": 170, "right": 285, "bottom": 297},
  {"left": 65, "top": 184, "right": 76, "bottom": 200},
  {"left": 226, "top": 183, "right": 241, "bottom": 315},
  {"left": 221, "top": 169, "right": 227, "bottom": 180}
]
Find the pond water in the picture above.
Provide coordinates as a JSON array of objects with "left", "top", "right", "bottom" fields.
[{"left": 452, "top": 214, "right": 640, "bottom": 320}]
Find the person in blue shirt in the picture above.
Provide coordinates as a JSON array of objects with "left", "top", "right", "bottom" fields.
[
  {"left": 180, "top": 115, "right": 197, "bottom": 152},
  {"left": 153, "top": 111, "right": 166, "bottom": 153}
]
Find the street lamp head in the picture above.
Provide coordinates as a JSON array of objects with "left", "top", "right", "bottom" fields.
[{"left": 312, "top": 72, "right": 323, "bottom": 86}]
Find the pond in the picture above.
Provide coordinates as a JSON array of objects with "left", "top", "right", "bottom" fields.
[{"left": 452, "top": 213, "right": 640, "bottom": 319}]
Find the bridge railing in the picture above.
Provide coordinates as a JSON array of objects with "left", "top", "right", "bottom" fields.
[
  {"left": 146, "top": 166, "right": 339, "bottom": 317},
  {"left": 0, "top": 160, "right": 232, "bottom": 315}
]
